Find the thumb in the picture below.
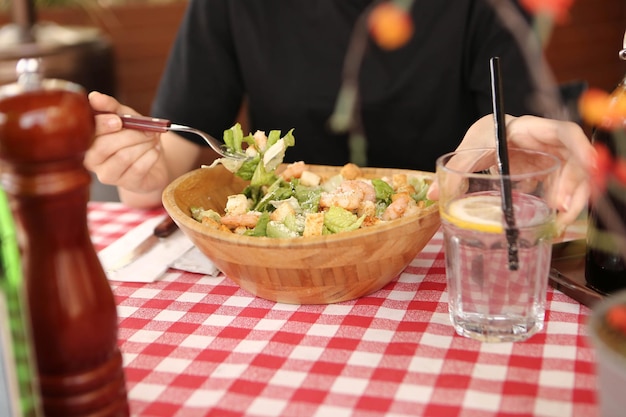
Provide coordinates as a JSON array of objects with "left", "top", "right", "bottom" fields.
[{"left": 426, "top": 180, "right": 440, "bottom": 201}]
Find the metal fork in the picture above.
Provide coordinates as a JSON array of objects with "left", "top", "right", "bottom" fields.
[{"left": 97, "top": 113, "right": 247, "bottom": 160}]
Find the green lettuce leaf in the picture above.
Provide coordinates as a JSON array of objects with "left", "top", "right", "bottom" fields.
[
  {"left": 190, "top": 207, "right": 221, "bottom": 223},
  {"left": 245, "top": 212, "right": 271, "bottom": 237},
  {"left": 372, "top": 178, "right": 394, "bottom": 203},
  {"left": 322, "top": 174, "right": 343, "bottom": 192},
  {"left": 223, "top": 123, "right": 245, "bottom": 153},
  {"left": 323, "top": 206, "right": 365, "bottom": 234},
  {"left": 263, "top": 139, "right": 287, "bottom": 172},
  {"left": 253, "top": 178, "right": 293, "bottom": 212},
  {"left": 250, "top": 160, "right": 278, "bottom": 187},
  {"left": 206, "top": 126, "right": 295, "bottom": 185},
  {"left": 408, "top": 176, "right": 435, "bottom": 206},
  {"left": 266, "top": 221, "right": 300, "bottom": 238},
  {"left": 235, "top": 154, "right": 261, "bottom": 181},
  {"left": 283, "top": 213, "right": 305, "bottom": 234},
  {"left": 294, "top": 183, "right": 321, "bottom": 213}
]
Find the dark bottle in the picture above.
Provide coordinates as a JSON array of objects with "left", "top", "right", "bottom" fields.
[
  {"left": 585, "top": 61, "right": 626, "bottom": 294},
  {"left": 0, "top": 187, "right": 42, "bottom": 417},
  {"left": 0, "top": 59, "right": 129, "bottom": 416}
]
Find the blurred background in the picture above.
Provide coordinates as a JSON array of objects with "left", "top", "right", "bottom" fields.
[{"left": 0, "top": 0, "right": 624, "bottom": 201}]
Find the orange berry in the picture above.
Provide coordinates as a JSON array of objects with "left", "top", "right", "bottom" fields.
[
  {"left": 368, "top": 3, "right": 414, "bottom": 51},
  {"left": 579, "top": 89, "right": 612, "bottom": 127},
  {"left": 520, "top": 0, "right": 574, "bottom": 23},
  {"left": 606, "top": 304, "right": 626, "bottom": 335}
]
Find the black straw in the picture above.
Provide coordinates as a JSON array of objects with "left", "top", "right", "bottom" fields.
[{"left": 489, "top": 57, "right": 519, "bottom": 271}]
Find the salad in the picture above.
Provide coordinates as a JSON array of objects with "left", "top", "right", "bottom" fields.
[{"left": 191, "top": 123, "right": 434, "bottom": 238}]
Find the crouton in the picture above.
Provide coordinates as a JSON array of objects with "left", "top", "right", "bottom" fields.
[
  {"left": 303, "top": 212, "right": 325, "bottom": 237},
  {"left": 357, "top": 200, "right": 377, "bottom": 218},
  {"left": 225, "top": 194, "right": 250, "bottom": 215},
  {"left": 270, "top": 201, "right": 296, "bottom": 222},
  {"left": 300, "top": 170, "right": 321, "bottom": 187}
]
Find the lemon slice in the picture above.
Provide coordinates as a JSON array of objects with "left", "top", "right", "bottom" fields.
[{"left": 442, "top": 194, "right": 504, "bottom": 233}]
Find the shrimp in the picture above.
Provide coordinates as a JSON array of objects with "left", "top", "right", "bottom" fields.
[
  {"left": 220, "top": 213, "right": 261, "bottom": 229},
  {"left": 319, "top": 180, "right": 375, "bottom": 211},
  {"left": 253, "top": 130, "right": 268, "bottom": 150},
  {"left": 280, "top": 161, "right": 306, "bottom": 180},
  {"left": 201, "top": 216, "right": 231, "bottom": 233},
  {"left": 382, "top": 193, "right": 417, "bottom": 221},
  {"left": 403, "top": 201, "right": 423, "bottom": 217},
  {"left": 319, "top": 188, "right": 363, "bottom": 211},
  {"left": 347, "top": 180, "right": 376, "bottom": 203}
]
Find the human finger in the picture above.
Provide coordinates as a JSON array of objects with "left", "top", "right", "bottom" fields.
[
  {"left": 88, "top": 91, "right": 138, "bottom": 115},
  {"left": 455, "top": 114, "right": 517, "bottom": 151},
  {"left": 98, "top": 142, "right": 166, "bottom": 193},
  {"left": 428, "top": 114, "right": 518, "bottom": 200},
  {"left": 87, "top": 135, "right": 159, "bottom": 181},
  {"left": 426, "top": 148, "right": 497, "bottom": 202},
  {"left": 506, "top": 116, "right": 593, "bottom": 228},
  {"left": 552, "top": 155, "right": 591, "bottom": 228},
  {"left": 89, "top": 91, "right": 140, "bottom": 137},
  {"left": 506, "top": 116, "right": 593, "bottom": 173}
]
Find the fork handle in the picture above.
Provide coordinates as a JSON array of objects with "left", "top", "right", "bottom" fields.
[{"left": 95, "top": 112, "right": 172, "bottom": 133}]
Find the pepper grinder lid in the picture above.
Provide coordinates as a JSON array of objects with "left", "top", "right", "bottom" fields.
[
  {"left": 0, "top": 57, "right": 94, "bottom": 164},
  {"left": 0, "top": 58, "right": 84, "bottom": 99}
]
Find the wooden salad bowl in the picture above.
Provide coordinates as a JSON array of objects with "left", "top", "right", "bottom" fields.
[{"left": 162, "top": 164, "right": 441, "bottom": 304}]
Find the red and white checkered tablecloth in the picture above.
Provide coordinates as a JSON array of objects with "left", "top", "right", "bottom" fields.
[{"left": 88, "top": 202, "right": 599, "bottom": 417}]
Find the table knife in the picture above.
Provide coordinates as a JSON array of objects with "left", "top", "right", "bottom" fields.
[{"left": 106, "top": 216, "right": 179, "bottom": 273}]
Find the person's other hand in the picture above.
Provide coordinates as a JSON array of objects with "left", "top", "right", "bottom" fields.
[{"left": 428, "top": 114, "right": 593, "bottom": 229}]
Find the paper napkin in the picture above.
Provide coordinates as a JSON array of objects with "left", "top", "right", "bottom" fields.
[
  {"left": 171, "top": 246, "right": 220, "bottom": 276},
  {"left": 98, "top": 215, "right": 220, "bottom": 282}
]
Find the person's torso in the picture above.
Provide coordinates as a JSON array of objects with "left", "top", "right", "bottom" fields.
[{"left": 227, "top": 0, "right": 480, "bottom": 170}]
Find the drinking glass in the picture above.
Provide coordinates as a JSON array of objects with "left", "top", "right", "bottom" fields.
[{"left": 436, "top": 148, "right": 561, "bottom": 342}]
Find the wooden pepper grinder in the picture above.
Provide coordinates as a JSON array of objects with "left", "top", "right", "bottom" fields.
[{"left": 0, "top": 59, "right": 129, "bottom": 416}]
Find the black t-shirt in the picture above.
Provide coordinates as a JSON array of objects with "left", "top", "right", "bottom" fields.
[{"left": 152, "top": 0, "right": 540, "bottom": 172}]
